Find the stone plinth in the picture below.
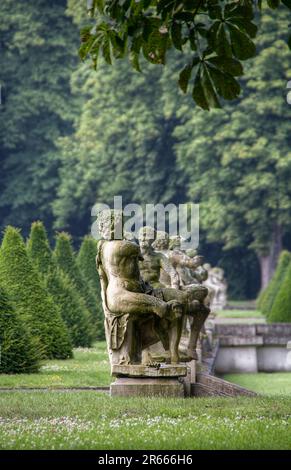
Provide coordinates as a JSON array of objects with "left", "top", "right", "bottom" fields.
[
  {"left": 111, "top": 364, "right": 187, "bottom": 377},
  {"left": 111, "top": 377, "right": 185, "bottom": 397},
  {"left": 110, "top": 364, "right": 188, "bottom": 397}
]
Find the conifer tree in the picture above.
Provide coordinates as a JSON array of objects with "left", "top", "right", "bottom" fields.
[
  {"left": 77, "top": 236, "right": 99, "bottom": 296},
  {"left": 0, "top": 226, "right": 72, "bottom": 359},
  {"left": 0, "top": 286, "right": 40, "bottom": 373},
  {"left": 27, "top": 221, "right": 93, "bottom": 347},
  {"left": 54, "top": 232, "right": 100, "bottom": 339},
  {"left": 260, "top": 251, "right": 291, "bottom": 317},
  {"left": 269, "top": 260, "right": 291, "bottom": 323},
  {"left": 77, "top": 236, "right": 104, "bottom": 338},
  {"left": 27, "top": 221, "right": 53, "bottom": 274},
  {"left": 45, "top": 268, "right": 93, "bottom": 347}
]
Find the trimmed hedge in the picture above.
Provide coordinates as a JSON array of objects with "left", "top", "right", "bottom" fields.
[
  {"left": 0, "top": 226, "right": 72, "bottom": 359},
  {"left": 269, "top": 259, "right": 291, "bottom": 323},
  {"left": 27, "top": 222, "right": 92, "bottom": 347},
  {"left": 27, "top": 221, "right": 52, "bottom": 274},
  {"left": 46, "top": 268, "right": 93, "bottom": 347},
  {"left": 260, "top": 251, "right": 291, "bottom": 318},
  {"left": 0, "top": 287, "right": 40, "bottom": 373},
  {"left": 77, "top": 236, "right": 104, "bottom": 339},
  {"left": 54, "top": 232, "right": 99, "bottom": 340}
]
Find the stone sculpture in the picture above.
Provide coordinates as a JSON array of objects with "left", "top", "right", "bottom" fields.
[
  {"left": 96, "top": 211, "right": 185, "bottom": 369},
  {"left": 204, "top": 264, "right": 227, "bottom": 311},
  {"left": 95, "top": 211, "right": 212, "bottom": 396},
  {"left": 153, "top": 231, "right": 211, "bottom": 356}
]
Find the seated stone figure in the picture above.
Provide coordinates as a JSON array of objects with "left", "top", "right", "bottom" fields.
[
  {"left": 96, "top": 210, "right": 184, "bottom": 369},
  {"left": 139, "top": 228, "right": 210, "bottom": 360}
]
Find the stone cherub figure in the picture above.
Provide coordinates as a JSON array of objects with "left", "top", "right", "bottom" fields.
[
  {"left": 204, "top": 264, "right": 227, "bottom": 311},
  {"left": 139, "top": 228, "right": 210, "bottom": 360},
  {"left": 96, "top": 210, "right": 184, "bottom": 369},
  {"left": 138, "top": 226, "right": 179, "bottom": 289},
  {"left": 152, "top": 231, "right": 210, "bottom": 359}
]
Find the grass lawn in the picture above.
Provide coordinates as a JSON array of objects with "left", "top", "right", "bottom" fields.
[
  {"left": 215, "top": 309, "right": 264, "bottom": 319},
  {"left": 1, "top": 342, "right": 291, "bottom": 449},
  {"left": 225, "top": 373, "right": 291, "bottom": 395},
  {"left": 0, "top": 342, "right": 111, "bottom": 389},
  {"left": 0, "top": 392, "right": 290, "bottom": 449},
  {"left": 226, "top": 300, "right": 257, "bottom": 310}
]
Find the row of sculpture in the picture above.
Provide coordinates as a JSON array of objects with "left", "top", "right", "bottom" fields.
[{"left": 96, "top": 210, "right": 227, "bottom": 371}]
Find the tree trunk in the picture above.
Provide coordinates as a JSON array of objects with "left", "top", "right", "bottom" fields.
[{"left": 258, "top": 224, "right": 283, "bottom": 291}]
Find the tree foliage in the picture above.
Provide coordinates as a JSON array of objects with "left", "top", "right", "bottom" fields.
[
  {"left": 78, "top": 0, "right": 291, "bottom": 109},
  {"left": 269, "top": 258, "right": 291, "bottom": 322},
  {"left": 45, "top": 268, "right": 93, "bottom": 347},
  {"left": 0, "top": 226, "right": 72, "bottom": 359},
  {"left": 0, "top": 287, "right": 40, "bottom": 373},
  {"left": 54, "top": 232, "right": 100, "bottom": 338},
  {"left": 77, "top": 236, "right": 104, "bottom": 338},
  {"left": 0, "top": 0, "right": 77, "bottom": 236},
  {"left": 27, "top": 221, "right": 93, "bottom": 347},
  {"left": 174, "top": 8, "right": 291, "bottom": 287},
  {"left": 259, "top": 250, "right": 291, "bottom": 317}
]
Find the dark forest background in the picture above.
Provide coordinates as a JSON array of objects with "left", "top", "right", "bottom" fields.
[{"left": 1, "top": 0, "right": 291, "bottom": 299}]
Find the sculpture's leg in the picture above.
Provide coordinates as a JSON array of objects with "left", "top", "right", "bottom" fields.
[
  {"left": 108, "top": 289, "right": 168, "bottom": 319},
  {"left": 187, "top": 305, "right": 210, "bottom": 360},
  {"left": 141, "top": 349, "right": 156, "bottom": 366},
  {"left": 168, "top": 316, "right": 183, "bottom": 364},
  {"left": 152, "top": 317, "right": 171, "bottom": 363}
]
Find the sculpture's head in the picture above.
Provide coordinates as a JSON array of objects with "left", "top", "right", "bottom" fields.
[
  {"left": 203, "top": 263, "right": 211, "bottom": 272},
  {"left": 152, "top": 231, "right": 169, "bottom": 251},
  {"left": 97, "top": 209, "right": 124, "bottom": 240},
  {"left": 138, "top": 226, "right": 156, "bottom": 250},
  {"left": 185, "top": 248, "right": 198, "bottom": 258},
  {"left": 213, "top": 267, "right": 224, "bottom": 281},
  {"left": 123, "top": 231, "right": 138, "bottom": 244},
  {"left": 169, "top": 235, "right": 181, "bottom": 250}
]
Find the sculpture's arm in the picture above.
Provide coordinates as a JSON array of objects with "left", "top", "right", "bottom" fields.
[
  {"left": 169, "top": 251, "right": 204, "bottom": 270},
  {"left": 192, "top": 266, "right": 208, "bottom": 283},
  {"left": 160, "top": 255, "right": 180, "bottom": 289}
]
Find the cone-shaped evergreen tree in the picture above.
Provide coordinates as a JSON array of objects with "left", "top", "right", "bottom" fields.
[
  {"left": 27, "top": 221, "right": 53, "bottom": 274},
  {"left": 0, "top": 286, "right": 40, "bottom": 373},
  {"left": 260, "top": 251, "right": 291, "bottom": 318},
  {"left": 45, "top": 268, "right": 93, "bottom": 347},
  {"left": 53, "top": 232, "right": 99, "bottom": 339},
  {"left": 77, "top": 236, "right": 99, "bottom": 296},
  {"left": 77, "top": 236, "right": 104, "bottom": 339},
  {"left": 0, "top": 226, "right": 72, "bottom": 359},
  {"left": 268, "top": 260, "right": 291, "bottom": 323},
  {"left": 27, "top": 221, "right": 93, "bottom": 347}
]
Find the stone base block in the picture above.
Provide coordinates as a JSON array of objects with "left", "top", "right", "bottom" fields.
[
  {"left": 110, "top": 377, "right": 185, "bottom": 397},
  {"left": 111, "top": 364, "right": 187, "bottom": 377}
]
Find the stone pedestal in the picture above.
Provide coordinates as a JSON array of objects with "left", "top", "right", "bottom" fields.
[{"left": 110, "top": 364, "right": 188, "bottom": 397}]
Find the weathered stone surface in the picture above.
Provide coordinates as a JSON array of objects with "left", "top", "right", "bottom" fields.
[
  {"left": 195, "top": 373, "right": 257, "bottom": 397},
  {"left": 219, "top": 335, "right": 263, "bottom": 346},
  {"left": 256, "top": 324, "right": 291, "bottom": 336},
  {"left": 215, "top": 346, "right": 258, "bottom": 373},
  {"left": 95, "top": 211, "right": 213, "bottom": 398},
  {"left": 257, "top": 347, "right": 291, "bottom": 372},
  {"left": 214, "top": 322, "right": 291, "bottom": 372},
  {"left": 215, "top": 324, "right": 257, "bottom": 337},
  {"left": 110, "top": 377, "right": 185, "bottom": 397},
  {"left": 215, "top": 323, "right": 291, "bottom": 347},
  {"left": 112, "top": 364, "right": 187, "bottom": 377}
]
